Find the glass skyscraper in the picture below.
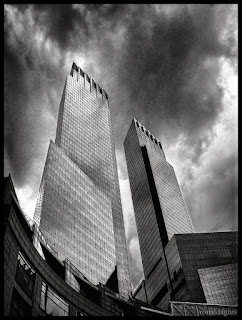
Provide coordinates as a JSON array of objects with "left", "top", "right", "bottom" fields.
[
  {"left": 33, "top": 62, "right": 131, "bottom": 299},
  {"left": 123, "top": 118, "right": 193, "bottom": 307},
  {"left": 124, "top": 118, "right": 193, "bottom": 244}
]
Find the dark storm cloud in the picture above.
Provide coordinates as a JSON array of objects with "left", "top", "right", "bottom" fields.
[
  {"left": 4, "top": 2, "right": 237, "bottom": 222},
  {"left": 7, "top": 5, "right": 232, "bottom": 145},
  {"left": 4, "top": 3, "right": 128, "bottom": 187},
  {"left": 45, "top": 3, "right": 235, "bottom": 169},
  {"left": 31, "top": 4, "right": 87, "bottom": 51},
  {"left": 113, "top": 5, "right": 234, "bottom": 153},
  {"left": 182, "top": 150, "right": 237, "bottom": 233},
  {"left": 4, "top": 2, "right": 237, "bottom": 204},
  {"left": 4, "top": 5, "right": 65, "bottom": 191}
]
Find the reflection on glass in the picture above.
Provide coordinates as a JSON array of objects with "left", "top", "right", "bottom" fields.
[
  {"left": 40, "top": 282, "right": 46, "bottom": 310},
  {"left": 40, "top": 281, "right": 69, "bottom": 316},
  {"left": 15, "top": 252, "right": 36, "bottom": 298}
]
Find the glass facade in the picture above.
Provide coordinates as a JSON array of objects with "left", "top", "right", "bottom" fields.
[
  {"left": 34, "top": 141, "right": 116, "bottom": 285},
  {"left": 33, "top": 63, "right": 131, "bottom": 299},
  {"left": 198, "top": 263, "right": 238, "bottom": 305},
  {"left": 133, "top": 231, "right": 238, "bottom": 310},
  {"left": 164, "top": 236, "right": 189, "bottom": 305},
  {"left": 124, "top": 119, "right": 193, "bottom": 244},
  {"left": 175, "top": 232, "right": 238, "bottom": 304},
  {"left": 124, "top": 119, "right": 193, "bottom": 307},
  {"left": 40, "top": 281, "right": 69, "bottom": 316}
]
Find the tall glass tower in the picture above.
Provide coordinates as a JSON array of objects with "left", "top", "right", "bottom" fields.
[
  {"left": 123, "top": 118, "right": 193, "bottom": 306},
  {"left": 33, "top": 62, "right": 131, "bottom": 299}
]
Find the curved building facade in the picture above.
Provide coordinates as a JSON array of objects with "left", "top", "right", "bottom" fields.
[{"left": 4, "top": 174, "right": 171, "bottom": 317}]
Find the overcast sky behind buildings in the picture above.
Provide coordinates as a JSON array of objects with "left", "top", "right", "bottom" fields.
[{"left": 4, "top": 4, "right": 237, "bottom": 290}]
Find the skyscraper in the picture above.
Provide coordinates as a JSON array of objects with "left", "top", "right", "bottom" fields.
[
  {"left": 123, "top": 118, "right": 193, "bottom": 307},
  {"left": 33, "top": 62, "right": 131, "bottom": 299}
]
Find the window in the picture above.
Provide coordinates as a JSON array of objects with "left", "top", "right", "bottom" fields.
[
  {"left": 136, "top": 122, "right": 139, "bottom": 128},
  {"left": 154, "top": 139, "right": 158, "bottom": 144},
  {"left": 15, "top": 252, "right": 36, "bottom": 298},
  {"left": 86, "top": 75, "right": 90, "bottom": 83},
  {"left": 146, "top": 131, "right": 149, "bottom": 137},
  {"left": 141, "top": 126, "right": 144, "bottom": 132},
  {"left": 40, "top": 281, "right": 69, "bottom": 316}
]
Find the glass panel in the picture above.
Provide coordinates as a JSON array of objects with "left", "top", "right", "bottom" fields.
[
  {"left": 40, "top": 281, "right": 69, "bottom": 316},
  {"left": 15, "top": 252, "right": 36, "bottom": 298},
  {"left": 40, "top": 282, "right": 46, "bottom": 310},
  {"left": 46, "top": 296, "right": 55, "bottom": 315},
  {"left": 40, "top": 290, "right": 45, "bottom": 310}
]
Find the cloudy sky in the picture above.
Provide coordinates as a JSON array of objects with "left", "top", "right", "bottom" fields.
[{"left": 4, "top": 4, "right": 238, "bottom": 291}]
